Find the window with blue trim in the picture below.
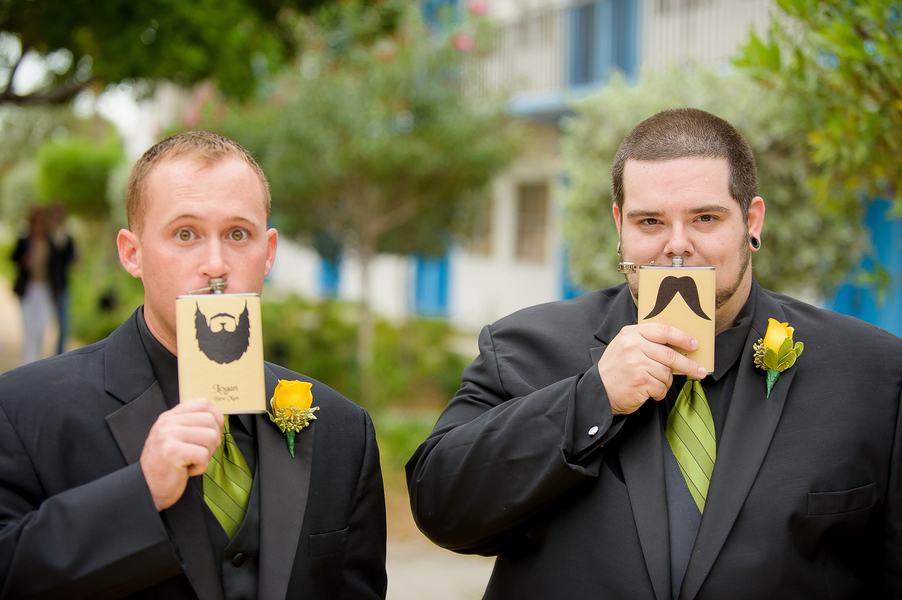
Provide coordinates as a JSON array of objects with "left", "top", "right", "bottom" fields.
[{"left": 569, "top": 0, "right": 639, "bottom": 86}]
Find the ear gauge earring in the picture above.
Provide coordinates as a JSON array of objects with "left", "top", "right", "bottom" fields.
[{"left": 750, "top": 236, "right": 761, "bottom": 250}]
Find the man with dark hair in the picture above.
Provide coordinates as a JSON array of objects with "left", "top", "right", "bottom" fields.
[
  {"left": 408, "top": 109, "right": 902, "bottom": 598},
  {"left": 0, "top": 131, "right": 387, "bottom": 599}
]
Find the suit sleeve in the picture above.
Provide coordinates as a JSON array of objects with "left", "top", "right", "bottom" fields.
[
  {"left": 406, "top": 324, "right": 624, "bottom": 555},
  {"left": 339, "top": 411, "right": 388, "bottom": 600},
  {"left": 884, "top": 385, "right": 902, "bottom": 595},
  {"left": 0, "top": 405, "right": 182, "bottom": 599}
]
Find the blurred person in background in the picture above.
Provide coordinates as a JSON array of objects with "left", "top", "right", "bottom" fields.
[
  {"left": 11, "top": 206, "right": 53, "bottom": 365},
  {"left": 48, "top": 202, "right": 77, "bottom": 355}
]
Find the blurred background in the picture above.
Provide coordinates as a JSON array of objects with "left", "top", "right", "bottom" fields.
[{"left": 0, "top": 0, "right": 899, "bottom": 597}]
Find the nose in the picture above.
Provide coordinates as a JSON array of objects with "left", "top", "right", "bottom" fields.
[
  {"left": 663, "top": 224, "right": 693, "bottom": 259},
  {"left": 201, "top": 238, "right": 228, "bottom": 279}
]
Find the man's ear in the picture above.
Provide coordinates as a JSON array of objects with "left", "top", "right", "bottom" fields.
[
  {"left": 263, "top": 228, "right": 278, "bottom": 278},
  {"left": 747, "top": 196, "right": 765, "bottom": 243},
  {"left": 117, "top": 229, "right": 142, "bottom": 279},
  {"left": 612, "top": 204, "right": 623, "bottom": 237}
]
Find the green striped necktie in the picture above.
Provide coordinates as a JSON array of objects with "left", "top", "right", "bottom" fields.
[
  {"left": 666, "top": 378, "right": 716, "bottom": 514},
  {"left": 203, "top": 416, "right": 253, "bottom": 537}
]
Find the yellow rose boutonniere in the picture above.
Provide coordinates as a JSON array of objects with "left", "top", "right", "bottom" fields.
[
  {"left": 753, "top": 318, "right": 804, "bottom": 398},
  {"left": 269, "top": 379, "right": 319, "bottom": 457}
]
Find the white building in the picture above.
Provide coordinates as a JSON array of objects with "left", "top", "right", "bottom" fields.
[{"left": 268, "top": 0, "right": 773, "bottom": 332}]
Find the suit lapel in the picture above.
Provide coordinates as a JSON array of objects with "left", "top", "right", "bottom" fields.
[
  {"left": 258, "top": 366, "right": 314, "bottom": 600},
  {"left": 620, "top": 402, "right": 672, "bottom": 600},
  {"left": 680, "top": 290, "right": 794, "bottom": 600},
  {"left": 104, "top": 311, "right": 224, "bottom": 600},
  {"left": 591, "top": 286, "right": 671, "bottom": 600}
]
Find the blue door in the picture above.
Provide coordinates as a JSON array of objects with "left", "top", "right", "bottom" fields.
[{"left": 413, "top": 254, "right": 450, "bottom": 317}]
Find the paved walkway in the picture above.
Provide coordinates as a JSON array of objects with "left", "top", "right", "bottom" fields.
[
  {"left": 387, "top": 542, "right": 493, "bottom": 600},
  {"left": 0, "top": 276, "right": 494, "bottom": 598}
]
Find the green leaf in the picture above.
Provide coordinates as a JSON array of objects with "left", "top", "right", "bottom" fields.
[
  {"left": 778, "top": 336, "right": 794, "bottom": 357},
  {"left": 763, "top": 346, "right": 780, "bottom": 370},
  {"left": 776, "top": 352, "right": 797, "bottom": 371}
]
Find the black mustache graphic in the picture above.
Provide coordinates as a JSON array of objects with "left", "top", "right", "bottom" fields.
[{"left": 644, "top": 276, "right": 711, "bottom": 321}]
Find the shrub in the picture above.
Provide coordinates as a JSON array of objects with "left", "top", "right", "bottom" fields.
[{"left": 262, "top": 294, "right": 468, "bottom": 410}]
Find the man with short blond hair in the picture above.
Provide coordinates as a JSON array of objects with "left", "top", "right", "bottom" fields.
[
  {"left": 408, "top": 109, "right": 902, "bottom": 599},
  {"left": 0, "top": 131, "right": 387, "bottom": 599}
]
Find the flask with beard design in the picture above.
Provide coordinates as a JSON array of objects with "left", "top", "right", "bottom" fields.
[{"left": 176, "top": 293, "right": 266, "bottom": 414}]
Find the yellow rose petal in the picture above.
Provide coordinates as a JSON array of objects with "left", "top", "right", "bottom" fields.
[
  {"left": 762, "top": 318, "right": 792, "bottom": 353},
  {"left": 272, "top": 379, "right": 313, "bottom": 411}
]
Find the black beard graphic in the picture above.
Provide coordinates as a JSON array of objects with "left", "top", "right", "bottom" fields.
[
  {"left": 644, "top": 276, "right": 711, "bottom": 321},
  {"left": 195, "top": 303, "right": 251, "bottom": 364}
]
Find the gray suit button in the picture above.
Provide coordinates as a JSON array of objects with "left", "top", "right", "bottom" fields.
[
  {"left": 588, "top": 426, "right": 599, "bottom": 436},
  {"left": 232, "top": 553, "right": 245, "bottom": 567}
]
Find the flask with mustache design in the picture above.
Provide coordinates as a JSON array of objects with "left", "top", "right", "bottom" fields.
[{"left": 636, "top": 257, "right": 715, "bottom": 372}]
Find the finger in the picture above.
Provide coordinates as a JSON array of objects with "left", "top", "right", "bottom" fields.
[
  {"left": 169, "top": 396, "right": 214, "bottom": 412},
  {"left": 645, "top": 342, "right": 707, "bottom": 380},
  {"left": 170, "top": 427, "right": 223, "bottom": 452},
  {"left": 157, "top": 411, "right": 224, "bottom": 432},
  {"left": 147, "top": 420, "right": 222, "bottom": 458},
  {"left": 168, "top": 398, "right": 225, "bottom": 424},
  {"left": 636, "top": 322, "right": 699, "bottom": 353},
  {"left": 642, "top": 362, "right": 675, "bottom": 400},
  {"left": 156, "top": 404, "right": 224, "bottom": 432},
  {"left": 644, "top": 372, "right": 670, "bottom": 401},
  {"left": 176, "top": 444, "right": 216, "bottom": 476}
]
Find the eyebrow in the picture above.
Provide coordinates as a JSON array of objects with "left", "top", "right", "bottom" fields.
[
  {"left": 626, "top": 204, "right": 732, "bottom": 219},
  {"left": 166, "top": 214, "right": 259, "bottom": 228}
]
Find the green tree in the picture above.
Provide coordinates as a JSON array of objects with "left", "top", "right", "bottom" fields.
[
  {"left": 34, "top": 138, "right": 123, "bottom": 219},
  {"left": 202, "top": 1, "right": 521, "bottom": 401},
  {"left": 0, "top": 0, "right": 344, "bottom": 106},
  {"left": 560, "top": 67, "right": 865, "bottom": 296},
  {"left": 0, "top": 105, "right": 101, "bottom": 221},
  {"left": 735, "top": 0, "right": 901, "bottom": 213},
  {"left": 31, "top": 135, "right": 136, "bottom": 345}
]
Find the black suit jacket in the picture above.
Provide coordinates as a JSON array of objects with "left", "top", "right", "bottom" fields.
[
  {"left": 407, "top": 281, "right": 902, "bottom": 599},
  {"left": 0, "top": 310, "right": 387, "bottom": 599}
]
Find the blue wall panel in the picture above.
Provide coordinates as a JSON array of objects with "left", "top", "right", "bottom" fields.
[
  {"left": 413, "top": 254, "right": 450, "bottom": 317},
  {"left": 825, "top": 199, "right": 902, "bottom": 336}
]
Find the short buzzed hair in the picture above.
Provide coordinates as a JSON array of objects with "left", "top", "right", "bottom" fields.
[
  {"left": 612, "top": 108, "right": 758, "bottom": 221},
  {"left": 126, "top": 131, "right": 271, "bottom": 234}
]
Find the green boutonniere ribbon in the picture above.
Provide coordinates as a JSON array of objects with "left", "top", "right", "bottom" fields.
[
  {"left": 753, "top": 318, "right": 804, "bottom": 398},
  {"left": 268, "top": 379, "right": 319, "bottom": 457}
]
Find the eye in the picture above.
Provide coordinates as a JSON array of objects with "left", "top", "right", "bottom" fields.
[
  {"left": 229, "top": 229, "right": 248, "bottom": 241},
  {"left": 697, "top": 214, "right": 716, "bottom": 223},
  {"left": 177, "top": 229, "right": 195, "bottom": 241},
  {"left": 640, "top": 218, "right": 660, "bottom": 226}
]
